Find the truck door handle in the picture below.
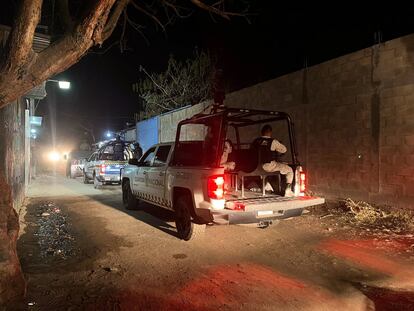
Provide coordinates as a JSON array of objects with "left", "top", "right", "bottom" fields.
[
  {"left": 143, "top": 171, "right": 147, "bottom": 175},
  {"left": 159, "top": 172, "right": 165, "bottom": 176}
]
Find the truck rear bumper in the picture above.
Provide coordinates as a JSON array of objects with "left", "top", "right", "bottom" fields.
[
  {"left": 212, "top": 208, "right": 304, "bottom": 225},
  {"left": 96, "top": 174, "right": 121, "bottom": 183},
  {"left": 210, "top": 196, "right": 325, "bottom": 225}
]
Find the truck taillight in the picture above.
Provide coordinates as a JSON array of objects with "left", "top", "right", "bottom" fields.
[
  {"left": 300, "top": 172, "right": 306, "bottom": 193},
  {"left": 208, "top": 175, "right": 225, "bottom": 200},
  {"left": 100, "top": 164, "right": 106, "bottom": 174}
]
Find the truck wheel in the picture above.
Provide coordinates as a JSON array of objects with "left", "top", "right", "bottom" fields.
[
  {"left": 122, "top": 180, "right": 139, "bottom": 210},
  {"left": 83, "top": 172, "right": 89, "bottom": 184},
  {"left": 174, "top": 196, "right": 205, "bottom": 241}
]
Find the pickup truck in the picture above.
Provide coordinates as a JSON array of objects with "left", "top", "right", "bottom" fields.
[
  {"left": 121, "top": 106, "right": 325, "bottom": 240},
  {"left": 83, "top": 140, "right": 132, "bottom": 188},
  {"left": 66, "top": 150, "right": 93, "bottom": 179}
]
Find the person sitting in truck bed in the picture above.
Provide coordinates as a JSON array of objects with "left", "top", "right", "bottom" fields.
[
  {"left": 220, "top": 139, "right": 236, "bottom": 171},
  {"left": 252, "top": 124, "right": 294, "bottom": 197}
]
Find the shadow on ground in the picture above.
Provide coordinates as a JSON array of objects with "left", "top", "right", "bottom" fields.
[{"left": 86, "top": 192, "right": 180, "bottom": 239}]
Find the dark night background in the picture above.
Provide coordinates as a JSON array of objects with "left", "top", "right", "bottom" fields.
[{"left": 2, "top": 2, "right": 414, "bottom": 147}]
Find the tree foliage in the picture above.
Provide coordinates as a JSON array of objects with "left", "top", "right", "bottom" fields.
[{"left": 135, "top": 51, "right": 212, "bottom": 118}]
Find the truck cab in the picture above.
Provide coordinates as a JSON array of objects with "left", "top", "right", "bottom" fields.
[{"left": 122, "top": 106, "right": 325, "bottom": 240}]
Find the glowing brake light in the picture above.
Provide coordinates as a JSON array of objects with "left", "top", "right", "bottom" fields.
[
  {"left": 300, "top": 172, "right": 306, "bottom": 193},
  {"left": 208, "top": 175, "right": 225, "bottom": 200},
  {"left": 100, "top": 164, "right": 106, "bottom": 174}
]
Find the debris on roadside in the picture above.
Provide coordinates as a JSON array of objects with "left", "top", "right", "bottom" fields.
[
  {"left": 34, "top": 201, "right": 77, "bottom": 260},
  {"left": 310, "top": 198, "right": 414, "bottom": 234},
  {"left": 338, "top": 198, "right": 414, "bottom": 233},
  {"left": 320, "top": 213, "right": 333, "bottom": 219}
]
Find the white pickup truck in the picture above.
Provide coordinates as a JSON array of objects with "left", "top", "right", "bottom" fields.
[
  {"left": 83, "top": 140, "right": 132, "bottom": 188},
  {"left": 121, "top": 106, "right": 324, "bottom": 240}
]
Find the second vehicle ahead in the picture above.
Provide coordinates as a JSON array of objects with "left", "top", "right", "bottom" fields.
[{"left": 83, "top": 139, "right": 132, "bottom": 188}]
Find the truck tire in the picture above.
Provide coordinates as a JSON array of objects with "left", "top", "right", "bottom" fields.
[
  {"left": 174, "top": 196, "right": 205, "bottom": 241},
  {"left": 122, "top": 180, "right": 139, "bottom": 210}
]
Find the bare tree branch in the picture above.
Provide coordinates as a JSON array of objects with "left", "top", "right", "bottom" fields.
[
  {"left": 125, "top": 12, "right": 149, "bottom": 45},
  {"left": 136, "top": 52, "right": 212, "bottom": 118},
  {"left": 120, "top": 9, "right": 127, "bottom": 52},
  {"left": 102, "top": 0, "right": 130, "bottom": 42},
  {"left": 130, "top": 0, "right": 166, "bottom": 31},
  {"left": 163, "top": 1, "right": 192, "bottom": 18},
  {"left": 190, "top": 0, "right": 246, "bottom": 20}
]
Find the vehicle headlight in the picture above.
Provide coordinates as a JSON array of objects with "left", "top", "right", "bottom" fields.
[{"left": 48, "top": 151, "right": 60, "bottom": 162}]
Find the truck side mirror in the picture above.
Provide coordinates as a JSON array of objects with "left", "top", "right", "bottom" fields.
[{"left": 128, "top": 158, "right": 140, "bottom": 166}]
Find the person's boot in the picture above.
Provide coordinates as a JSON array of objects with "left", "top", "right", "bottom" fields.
[{"left": 284, "top": 184, "right": 294, "bottom": 197}]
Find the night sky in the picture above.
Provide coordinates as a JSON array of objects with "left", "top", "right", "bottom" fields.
[{"left": 3, "top": 2, "right": 414, "bottom": 147}]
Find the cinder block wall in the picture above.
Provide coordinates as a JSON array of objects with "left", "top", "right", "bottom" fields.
[
  {"left": 147, "top": 33, "right": 414, "bottom": 209},
  {"left": 224, "top": 34, "right": 414, "bottom": 208},
  {"left": 159, "top": 101, "right": 212, "bottom": 142}
]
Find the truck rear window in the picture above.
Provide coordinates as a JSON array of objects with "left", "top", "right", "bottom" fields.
[
  {"left": 99, "top": 142, "right": 130, "bottom": 161},
  {"left": 172, "top": 117, "right": 222, "bottom": 167}
]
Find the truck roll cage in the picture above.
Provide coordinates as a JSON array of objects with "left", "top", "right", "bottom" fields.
[{"left": 172, "top": 106, "right": 300, "bottom": 167}]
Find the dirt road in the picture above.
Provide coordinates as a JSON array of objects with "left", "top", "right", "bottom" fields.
[{"left": 15, "top": 175, "right": 414, "bottom": 310}]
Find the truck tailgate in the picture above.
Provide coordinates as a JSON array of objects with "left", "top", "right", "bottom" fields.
[
  {"left": 216, "top": 196, "right": 325, "bottom": 224},
  {"left": 234, "top": 196, "right": 325, "bottom": 212},
  {"left": 102, "top": 161, "right": 126, "bottom": 174}
]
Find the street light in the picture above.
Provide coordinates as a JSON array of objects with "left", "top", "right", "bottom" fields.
[
  {"left": 47, "top": 79, "right": 71, "bottom": 89},
  {"left": 106, "top": 131, "right": 112, "bottom": 138},
  {"left": 58, "top": 81, "right": 70, "bottom": 89}
]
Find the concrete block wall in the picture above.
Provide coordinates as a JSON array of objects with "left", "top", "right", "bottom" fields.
[
  {"left": 159, "top": 101, "right": 211, "bottom": 143},
  {"left": 226, "top": 34, "right": 414, "bottom": 208},
  {"left": 139, "top": 33, "right": 414, "bottom": 209},
  {"left": 373, "top": 36, "right": 414, "bottom": 207}
]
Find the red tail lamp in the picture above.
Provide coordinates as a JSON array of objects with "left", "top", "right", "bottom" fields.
[
  {"left": 100, "top": 164, "right": 106, "bottom": 174},
  {"left": 208, "top": 175, "right": 225, "bottom": 200},
  {"left": 300, "top": 172, "right": 306, "bottom": 193}
]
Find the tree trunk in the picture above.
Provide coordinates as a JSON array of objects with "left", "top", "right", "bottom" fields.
[{"left": 0, "top": 175, "right": 26, "bottom": 306}]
